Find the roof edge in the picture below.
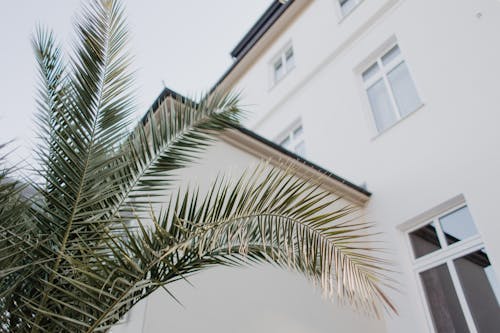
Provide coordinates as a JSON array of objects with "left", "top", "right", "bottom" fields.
[
  {"left": 230, "top": 1, "right": 293, "bottom": 59},
  {"left": 140, "top": 86, "right": 191, "bottom": 125},
  {"left": 143, "top": 88, "right": 371, "bottom": 202},
  {"left": 232, "top": 126, "right": 371, "bottom": 198},
  {"left": 210, "top": 0, "right": 308, "bottom": 95}
]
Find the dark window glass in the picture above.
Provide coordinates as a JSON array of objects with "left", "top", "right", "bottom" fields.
[
  {"left": 362, "top": 62, "right": 379, "bottom": 82},
  {"left": 339, "top": 0, "right": 358, "bottom": 16},
  {"left": 381, "top": 45, "right": 401, "bottom": 65},
  {"left": 293, "top": 125, "right": 303, "bottom": 138},
  {"left": 420, "top": 264, "right": 469, "bottom": 333},
  {"left": 274, "top": 59, "right": 284, "bottom": 82},
  {"left": 279, "top": 136, "right": 290, "bottom": 149},
  {"left": 439, "top": 206, "right": 478, "bottom": 245},
  {"left": 454, "top": 249, "right": 500, "bottom": 332},
  {"left": 409, "top": 222, "right": 441, "bottom": 258},
  {"left": 294, "top": 141, "right": 305, "bottom": 156},
  {"left": 285, "top": 47, "right": 295, "bottom": 71}
]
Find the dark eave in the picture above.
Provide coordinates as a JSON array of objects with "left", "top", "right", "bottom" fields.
[
  {"left": 140, "top": 86, "right": 192, "bottom": 125},
  {"left": 142, "top": 1, "right": 370, "bottom": 198},
  {"left": 210, "top": 0, "right": 294, "bottom": 94},
  {"left": 234, "top": 126, "right": 371, "bottom": 197},
  {"left": 230, "top": 0, "right": 293, "bottom": 59},
  {"left": 143, "top": 87, "right": 371, "bottom": 198}
]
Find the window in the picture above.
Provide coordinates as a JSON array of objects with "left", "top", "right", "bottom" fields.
[
  {"left": 407, "top": 204, "right": 500, "bottom": 332},
  {"left": 273, "top": 45, "right": 295, "bottom": 84},
  {"left": 278, "top": 122, "right": 306, "bottom": 156},
  {"left": 339, "top": 0, "right": 361, "bottom": 16},
  {"left": 362, "top": 45, "right": 421, "bottom": 133}
]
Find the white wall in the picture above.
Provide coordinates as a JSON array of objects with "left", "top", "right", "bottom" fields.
[
  {"left": 139, "top": 266, "right": 385, "bottom": 333},
  {"left": 230, "top": 0, "right": 500, "bottom": 332},
  {"left": 114, "top": 140, "right": 385, "bottom": 333}
]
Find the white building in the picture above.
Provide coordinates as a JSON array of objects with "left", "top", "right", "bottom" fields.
[{"left": 118, "top": 0, "right": 500, "bottom": 332}]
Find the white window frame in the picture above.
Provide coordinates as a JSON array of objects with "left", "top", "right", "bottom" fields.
[
  {"left": 403, "top": 198, "right": 496, "bottom": 333},
  {"left": 275, "top": 120, "right": 305, "bottom": 156},
  {"left": 270, "top": 43, "right": 295, "bottom": 86},
  {"left": 360, "top": 43, "right": 422, "bottom": 134}
]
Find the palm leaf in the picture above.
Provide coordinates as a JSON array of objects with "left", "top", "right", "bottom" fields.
[
  {"left": 77, "top": 165, "right": 395, "bottom": 331},
  {"left": 107, "top": 90, "right": 242, "bottom": 220},
  {"left": 0, "top": 144, "right": 50, "bottom": 332},
  {"left": 0, "top": 0, "right": 396, "bottom": 331},
  {"left": 29, "top": 0, "right": 136, "bottom": 329}
]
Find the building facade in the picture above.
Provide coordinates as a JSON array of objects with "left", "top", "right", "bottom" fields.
[
  {"left": 117, "top": 0, "right": 500, "bottom": 332},
  {"left": 219, "top": 1, "right": 500, "bottom": 332}
]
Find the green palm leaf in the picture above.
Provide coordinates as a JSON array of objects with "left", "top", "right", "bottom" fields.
[{"left": 0, "top": 1, "right": 396, "bottom": 332}]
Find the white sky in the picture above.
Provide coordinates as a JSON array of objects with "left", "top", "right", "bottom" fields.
[{"left": 0, "top": 0, "right": 272, "bottom": 164}]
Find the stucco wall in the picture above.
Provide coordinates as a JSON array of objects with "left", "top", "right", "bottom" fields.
[{"left": 228, "top": 0, "right": 500, "bottom": 332}]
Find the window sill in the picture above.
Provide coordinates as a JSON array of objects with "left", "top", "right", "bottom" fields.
[{"left": 370, "top": 102, "right": 426, "bottom": 141}]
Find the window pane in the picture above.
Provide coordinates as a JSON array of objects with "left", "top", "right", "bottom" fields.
[
  {"left": 366, "top": 78, "right": 397, "bottom": 132},
  {"left": 279, "top": 136, "right": 291, "bottom": 149},
  {"left": 454, "top": 249, "right": 500, "bottom": 332},
  {"left": 439, "top": 206, "right": 478, "bottom": 245},
  {"left": 382, "top": 45, "right": 401, "bottom": 66},
  {"left": 362, "top": 62, "right": 380, "bottom": 82},
  {"left": 420, "top": 264, "right": 469, "bottom": 333},
  {"left": 409, "top": 222, "right": 441, "bottom": 258},
  {"left": 274, "top": 59, "right": 284, "bottom": 82},
  {"left": 285, "top": 48, "right": 295, "bottom": 71},
  {"left": 293, "top": 125, "right": 303, "bottom": 138},
  {"left": 340, "top": 0, "right": 358, "bottom": 16},
  {"left": 294, "top": 141, "right": 306, "bottom": 156},
  {"left": 485, "top": 266, "right": 500, "bottom": 305},
  {"left": 387, "top": 62, "right": 421, "bottom": 117},
  {"left": 274, "top": 59, "right": 282, "bottom": 71}
]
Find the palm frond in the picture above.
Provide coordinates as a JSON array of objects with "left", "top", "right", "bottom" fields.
[
  {"left": 161, "top": 165, "right": 397, "bottom": 316},
  {"left": 29, "top": 0, "right": 136, "bottom": 330},
  {"left": 110, "top": 91, "right": 242, "bottom": 219},
  {"left": 0, "top": 144, "right": 48, "bottom": 333},
  {"left": 81, "top": 165, "right": 395, "bottom": 331},
  {"left": 0, "top": 0, "right": 396, "bottom": 331},
  {"left": 22, "top": 1, "right": 245, "bottom": 329}
]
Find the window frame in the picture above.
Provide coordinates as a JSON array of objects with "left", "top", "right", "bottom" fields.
[
  {"left": 360, "top": 43, "right": 423, "bottom": 134},
  {"left": 404, "top": 201, "right": 495, "bottom": 333},
  {"left": 270, "top": 43, "right": 295, "bottom": 86}
]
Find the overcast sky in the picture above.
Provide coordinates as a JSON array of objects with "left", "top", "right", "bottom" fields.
[{"left": 0, "top": 0, "right": 271, "bottom": 164}]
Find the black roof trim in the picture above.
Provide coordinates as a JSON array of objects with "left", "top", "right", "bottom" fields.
[
  {"left": 140, "top": 86, "right": 192, "bottom": 125},
  {"left": 142, "top": 2, "right": 370, "bottom": 198},
  {"left": 210, "top": 1, "right": 293, "bottom": 94},
  {"left": 230, "top": 1, "right": 293, "bottom": 59},
  {"left": 143, "top": 88, "right": 371, "bottom": 197},
  {"left": 234, "top": 126, "right": 371, "bottom": 197}
]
